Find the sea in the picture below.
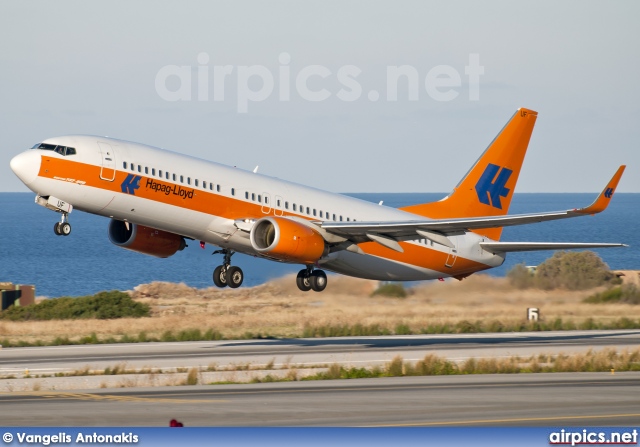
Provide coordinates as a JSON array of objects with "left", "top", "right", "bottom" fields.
[{"left": 1, "top": 192, "right": 638, "bottom": 298}]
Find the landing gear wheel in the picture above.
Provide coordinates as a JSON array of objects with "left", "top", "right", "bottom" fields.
[
  {"left": 296, "top": 269, "right": 312, "bottom": 292},
  {"left": 54, "top": 222, "right": 62, "bottom": 235},
  {"left": 226, "top": 266, "right": 243, "bottom": 288},
  {"left": 310, "top": 270, "right": 327, "bottom": 292},
  {"left": 59, "top": 222, "right": 71, "bottom": 236},
  {"left": 213, "top": 265, "right": 228, "bottom": 288}
]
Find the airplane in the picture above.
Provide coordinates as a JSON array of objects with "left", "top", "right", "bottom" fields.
[{"left": 10, "top": 108, "right": 626, "bottom": 292}]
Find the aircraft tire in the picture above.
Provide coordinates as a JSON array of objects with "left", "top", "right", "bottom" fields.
[
  {"left": 54, "top": 222, "right": 62, "bottom": 236},
  {"left": 296, "top": 269, "right": 312, "bottom": 292},
  {"left": 213, "top": 265, "right": 227, "bottom": 288},
  {"left": 60, "top": 222, "right": 71, "bottom": 236},
  {"left": 227, "top": 266, "right": 243, "bottom": 288},
  {"left": 310, "top": 270, "right": 327, "bottom": 292}
]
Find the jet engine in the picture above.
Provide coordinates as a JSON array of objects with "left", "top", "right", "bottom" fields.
[
  {"left": 108, "top": 219, "right": 186, "bottom": 258},
  {"left": 250, "top": 216, "right": 326, "bottom": 264}
]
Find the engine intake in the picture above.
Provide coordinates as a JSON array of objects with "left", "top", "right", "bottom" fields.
[
  {"left": 250, "top": 217, "right": 326, "bottom": 264},
  {"left": 108, "top": 219, "right": 186, "bottom": 258}
]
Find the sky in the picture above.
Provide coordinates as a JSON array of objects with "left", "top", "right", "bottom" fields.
[{"left": 1, "top": 0, "right": 638, "bottom": 193}]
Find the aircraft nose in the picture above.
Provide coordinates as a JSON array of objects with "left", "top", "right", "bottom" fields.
[{"left": 10, "top": 150, "right": 41, "bottom": 186}]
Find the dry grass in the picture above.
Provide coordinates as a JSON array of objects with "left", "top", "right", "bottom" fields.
[{"left": 0, "top": 274, "right": 638, "bottom": 345}]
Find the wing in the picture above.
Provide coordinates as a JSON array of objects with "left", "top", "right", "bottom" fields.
[{"left": 321, "top": 166, "right": 626, "bottom": 251}]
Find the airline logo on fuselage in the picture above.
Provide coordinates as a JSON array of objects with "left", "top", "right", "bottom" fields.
[
  {"left": 475, "top": 163, "right": 513, "bottom": 209},
  {"left": 121, "top": 174, "right": 141, "bottom": 195},
  {"left": 145, "top": 179, "right": 194, "bottom": 200}
]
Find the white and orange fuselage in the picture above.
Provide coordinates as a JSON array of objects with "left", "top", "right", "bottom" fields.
[
  {"left": 12, "top": 135, "right": 500, "bottom": 280},
  {"left": 10, "top": 108, "right": 626, "bottom": 289}
]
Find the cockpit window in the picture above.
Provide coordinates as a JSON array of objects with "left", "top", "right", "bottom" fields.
[
  {"left": 32, "top": 143, "right": 76, "bottom": 156},
  {"left": 33, "top": 143, "right": 57, "bottom": 150}
]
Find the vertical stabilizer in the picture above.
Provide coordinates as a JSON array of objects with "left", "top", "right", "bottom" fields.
[{"left": 400, "top": 108, "right": 538, "bottom": 240}]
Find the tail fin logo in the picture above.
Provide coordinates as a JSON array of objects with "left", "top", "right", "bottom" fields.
[
  {"left": 604, "top": 187, "right": 614, "bottom": 199},
  {"left": 475, "top": 163, "right": 513, "bottom": 209}
]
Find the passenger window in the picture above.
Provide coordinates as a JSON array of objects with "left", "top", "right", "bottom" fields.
[
  {"left": 187, "top": 177, "right": 191, "bottom": 185},
  {"left": 145, "top": 167, "right": 149, "bottom": 174},
  {"left": 306, "top": 207, "right": 310, "bottom": 214},
  {"left": 340, "top": 216, "right": 343, "bottom": 221},
  {"left": 347, "top": 217, "right": 350, "bottom": 221},
  {"left": 251, "top": 193, "right": 255, "bottom": 201},
  {"left": 131, "top": 164, "right": 135, "bottom": 172},
  {"left": 285, "top": 201, "right": 289, "bottom": 209},
  {"left": 172, "top": 174, "right": 176, "bottom": 181},
  {"left": 152, "top": 168, "right": 156, "bottom": 176},
  {"left": 159, "top": 170, "right": 163, "bottom": 177},
  {"left": 313, "top": 209, "right": 316, "bottom": 216},
  {"left": 258, "top": 195, "right": 262, "bottom": 203},
  {"left": 195, "top": 179, "right": 199, "bottom": 187},
  {"left": 245, "top": 192, "right": 249, "bottom": 199},
  {"left": 332, "top": 214, "right": 336, "bottom": 221},
  {"left": 123, "top": 162, "right": 127, "bottom": 169},
  {"left": 231, "top": 188, "right": 235, "bottom": 196},
  {"left": 265, "top": 197, "right": 269, "bottom": 204},
  {"left": 216, "top": 185, "right": 220, "bottom": 192},
  {"left": 138, "top": 165, "right": 141, "bottom": 173},
  {"left": 293, "top": 204, "right": 297, "bottom": 211}
]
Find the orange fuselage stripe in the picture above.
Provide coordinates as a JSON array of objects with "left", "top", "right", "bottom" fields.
[{"left": 39, "top": 156, "right": 492, "bottom": 276}]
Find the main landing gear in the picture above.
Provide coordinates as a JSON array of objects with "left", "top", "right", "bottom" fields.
[
  {"left": 212, "top": 249, "right": 243, "bottom": 289},
  {"left": 296, "top": 267, "right": 327, "bottom": 292},
  {"left": 53, "top": 213, "right": 71, "bottom": 236}
]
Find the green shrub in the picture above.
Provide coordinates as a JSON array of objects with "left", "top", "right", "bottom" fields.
[
  {"left": 371, "top": 283, "right": 407, "bottom": 298},
  {"left": 0, "top": 291, "right": 150, "bottom": 321},
  {"left": 508, "top": 251, "right": 621, "bottom": 291},
  {"left": 507, "top": 263, "right": 536, "bottom": 289},
  {"left": 535, "top": 251, "right": 620, "bottom": 290},
  {"left": 584, "top": 285, "right": 640, "bottom": 304}
]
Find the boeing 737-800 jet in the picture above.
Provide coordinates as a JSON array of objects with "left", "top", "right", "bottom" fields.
[{"left": 10, "top": 108, "right": 626, "bottom": 292}]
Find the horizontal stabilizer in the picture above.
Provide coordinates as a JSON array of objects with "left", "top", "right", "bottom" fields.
[{"left": 479, "top": 242, "right": 628, "bottom": 254}]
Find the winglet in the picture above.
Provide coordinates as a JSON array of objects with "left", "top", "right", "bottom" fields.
[{"left": 575, "top": 165, "right": 626, "bottom": 215}]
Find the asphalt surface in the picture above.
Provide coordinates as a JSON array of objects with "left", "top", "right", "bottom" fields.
[
  {"left": 1, "top": 374, "right": 639, "bottom": 426},
  {"left": 2, "top": 330, "right": 639, "bottom": 375},
  {"left": 0, "top": 330, "right": 638, "bottom": 426}
]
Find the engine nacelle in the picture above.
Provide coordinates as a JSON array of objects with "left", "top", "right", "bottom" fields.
[
  {"left": 108, "top": 219, "right": 186, "bottom": 258},
  {"left": 250, "top": 216, "right": 326, "bottom": 264}
]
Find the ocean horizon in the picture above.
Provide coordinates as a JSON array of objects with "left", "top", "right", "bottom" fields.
[{"left": 1, "top": 192, "right": 637, "bottom": 298}]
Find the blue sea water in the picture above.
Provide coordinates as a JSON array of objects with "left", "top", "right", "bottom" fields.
[{"left": 0, "top": 192, "right": 637, "bottom": 297}]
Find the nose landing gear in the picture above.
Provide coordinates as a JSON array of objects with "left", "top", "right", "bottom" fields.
[
  {"left": 53, "top": 213, "right": 71, "bottom": 236},
  {"left": 212, "top": 249, "right": 243, "bottom": 288}
]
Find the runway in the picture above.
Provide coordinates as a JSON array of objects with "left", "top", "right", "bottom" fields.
[
  {"left": 2, "top": 330, "right": 639, "bottom": 375},
  {"left": 1, "top": 374, "right": 639, "bottom": 426},
  {"left": 0, "top": 330, "right": 638, "bottom": 426}
]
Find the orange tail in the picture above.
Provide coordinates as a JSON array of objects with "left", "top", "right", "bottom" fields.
[{"left": 400, "top": 108, "right": 538, "bottom": 240}]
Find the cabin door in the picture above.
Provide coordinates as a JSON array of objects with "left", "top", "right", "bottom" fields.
[{"left": 97, "top": 142, "right": 116, "bottom": 181}]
